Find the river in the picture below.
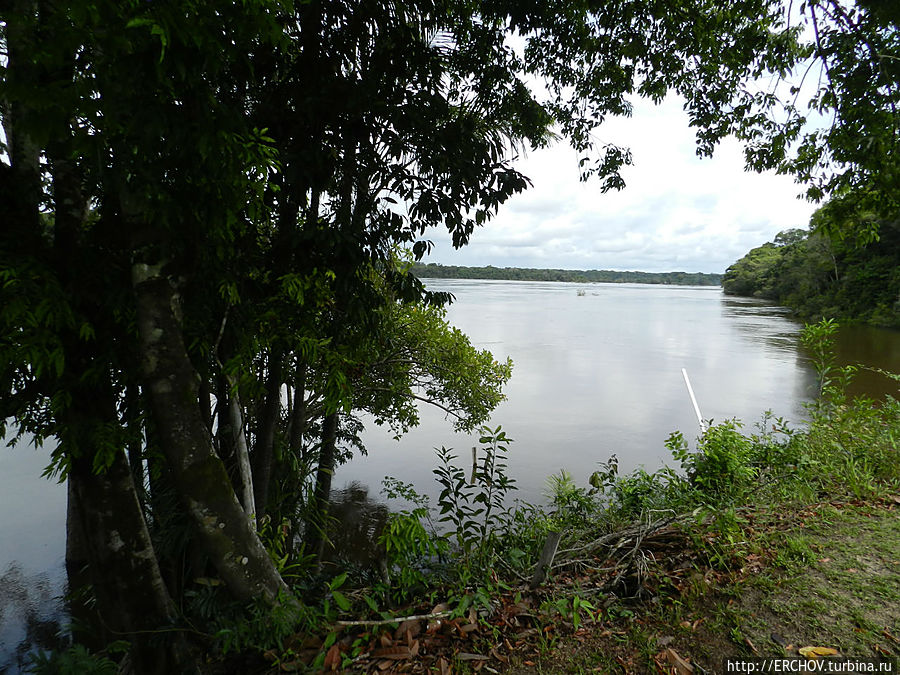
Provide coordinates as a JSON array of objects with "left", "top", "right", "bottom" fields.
[
  {"left": 335, "top": 279, "right": 896, "bottom": 506},
  {"left": 2, "top": 279, "right": 898, "bottom": 671}
]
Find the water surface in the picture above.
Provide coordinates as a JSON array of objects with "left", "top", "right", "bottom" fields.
[{"left": 335, "top": 280, "right": 892, "bottom": 505}]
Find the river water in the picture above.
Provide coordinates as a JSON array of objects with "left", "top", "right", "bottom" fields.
[
  {"left": 336, "top": 279, "right": 888, "bottom": 506},
  {"left": 2, "top": 280, "right": 898, "bottom": 670}
]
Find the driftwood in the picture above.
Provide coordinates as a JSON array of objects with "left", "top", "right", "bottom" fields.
[
  {"left": 335, "top": 610, "right": 453, "bottom": 628},
  {"left": 529, "top": 512, "right": 687, "bottom": 596}
]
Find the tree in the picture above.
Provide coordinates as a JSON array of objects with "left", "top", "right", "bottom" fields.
[
  {"left": 723, "top": 206, "right": 900, "bottom": 326},
  {"left": 729, "top": 0, "right": 900, "bottom": 236}
]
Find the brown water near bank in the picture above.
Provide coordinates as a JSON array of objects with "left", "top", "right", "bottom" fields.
[{"left": 835, "top": 324, "right": 900, "bottom": 400}]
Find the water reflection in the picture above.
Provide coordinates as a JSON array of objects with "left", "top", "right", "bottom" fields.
[
  {"left": 0, "top": 564, "right": 68, "bottom": 674},
  {"left": 322, "top": 483, "right": 390, "bottom": 581},
  {"left": 836, "top": 325, "right": 900, "bottom": 400},
  {"left": 0, "top": 442, "right": 68, "bottom": 674},
  {"left": 721, "top": 297, "right": 802, "bottom": 354}
]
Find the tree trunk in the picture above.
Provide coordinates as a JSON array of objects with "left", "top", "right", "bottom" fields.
[
  {"left": 226, "top": 373, "right": 257, "bottom": 526},
  {"left": 288, "top": 362, "right": 308, "bottom": 456},
  {"left": 307, "top": 411, "right": 339, "bottom": 563},
  {"left": 133, "top": 262, "right": 289, "bottom": 603},
  {"left": 252, "top": 347, "right": 283, "bottom": 522},
  {"left": 68, "top": 448, "right": 194, "bottom": 674},
  {"left": 123, "top": 385, "right": 147, "bottom": 512}
]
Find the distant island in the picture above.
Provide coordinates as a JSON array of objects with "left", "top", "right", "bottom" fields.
[{"left": 412, "top": 263, "right": 723, "bottom": 286}]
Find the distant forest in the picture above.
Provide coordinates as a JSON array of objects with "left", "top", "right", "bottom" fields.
[
  {"left": 722, "top": 214, "right": 900, "bottom": 327},
  {"left": 412, "top": 263, "right": 723, "bottom": 286}
]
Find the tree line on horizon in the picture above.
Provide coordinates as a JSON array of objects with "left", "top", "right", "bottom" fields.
[{"left": 412, "top": 262, "right": 723, "bottom": 286}]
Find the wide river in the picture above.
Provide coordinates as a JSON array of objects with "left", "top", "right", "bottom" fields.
[
  {"left": 334, "top": 279, "right": 899, "bottom": 505},
  {"left": 2, "top": 279, "right": 898, "bottom": 670}
]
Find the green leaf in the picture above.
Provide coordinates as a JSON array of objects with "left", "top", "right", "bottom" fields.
[{"left": 332, "top": 590, "right": 351, "bottom": 612}]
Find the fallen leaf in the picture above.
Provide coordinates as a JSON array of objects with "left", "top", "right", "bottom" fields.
[
  {"left": 798, "top": 646, "right": 840, "bottom": 658},
  {"left": 820, "top": 557, "right": 832, "bottom": 563},
  {"left": 665, "top": 648, "right": 694, "bottom": 674},
  {"left": 457, "top": 652, "right": 489, "bottom": 661},
  {"left": 372, "top": 646, "right": 411, "bottom": 660},
  {"left": 395, "top": 620, "right": 422, "bottom": 641},
  {"left": 323, "top": 644, "right": 341, "bottom": 671},
  {"left": 745, "top": 637, "right": 760, "bottom": 655},
  {"left": 439, "top": 657, "right": 451, "bottom": 675},
  {"left": 846, "top": 568, "right": 859, "bottom": 573}
]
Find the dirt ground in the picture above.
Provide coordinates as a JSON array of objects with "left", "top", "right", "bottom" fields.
[{"left": 509, "top": 499, "right": 900, "bottom": 674}]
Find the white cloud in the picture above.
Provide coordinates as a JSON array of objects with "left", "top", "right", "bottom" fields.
[{"left": 420, "top": 95, "right": 817, "bottom": 274}]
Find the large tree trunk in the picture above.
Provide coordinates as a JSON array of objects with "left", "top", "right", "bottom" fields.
[
  {"left": 133, "top": 262, "right": 289, "bottom": 603},
  {"left": 68, "top": 448, "right": 194, "bottom": 674},
  {"left": 252, "top": 347, "right": 283, "bottom": 522},
  {"left": 306, "top": 411, "right": 339, "bottom": 563},
  {"left": 288, "top": 361, "right": 308, "bottom": 457}
]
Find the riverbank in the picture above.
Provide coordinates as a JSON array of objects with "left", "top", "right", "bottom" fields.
[
  {"left": 208, "top": 441, "right": 899, "bottom": 674},
  {"left": 29, "top": 422, "right": 900, "bottom": 674},
  {"left": 513, "top": 496, "right": 900, "bottom": 673},
  {"left": 223, "top": 367, "right": 898, "bottom": 674},
  {"left": 411, "top": 263, "right": 723, "bottom": 286}
]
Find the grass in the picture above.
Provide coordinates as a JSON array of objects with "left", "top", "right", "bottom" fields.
[{"left": 511, "top": 497, "right": 900, "bottom": 673}]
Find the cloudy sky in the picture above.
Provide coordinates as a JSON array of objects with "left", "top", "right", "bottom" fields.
[{"left": 419, "top": 94, "right": 818, "bottom": 275}]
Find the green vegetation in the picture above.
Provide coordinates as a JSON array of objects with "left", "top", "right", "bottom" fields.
[
  {"left": 132, "top": 321, "right": 897, "bottom": 672},
  {"left": 722, "top": 211, "right": 900, "bottom": 326},
  {"left": 412, "top": 263, "right": 722, "bottom": 286},
  {"left": 3, "top": 0, "right": 899, "bottom": 671}
]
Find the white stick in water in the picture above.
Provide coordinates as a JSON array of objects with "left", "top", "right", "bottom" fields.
[{"left": 681, "top": 368, "right": 708, "bottom": 433}]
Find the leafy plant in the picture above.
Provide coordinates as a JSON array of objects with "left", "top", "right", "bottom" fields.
[
  {"left": 433, "top": 426, "right": 517, "bottom": 568},
  {"left": 378, "top": 478, "right": 447, "bottom": 601},
  {"left": 543, "top": 593, "right": 598, "bottom": 630},
  {"left": 28, "top": 645, "right": 119, "bottom": 675},
  {"left": 545, "top": 469, "right": 599, "bottom": 528},
  {"left": 800, "top": 318, "right": 856, "bottom": 402}
]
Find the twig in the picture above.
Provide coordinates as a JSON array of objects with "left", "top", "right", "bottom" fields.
[{"left": 335, "top": 610, "right": 452, "bottom": 628}]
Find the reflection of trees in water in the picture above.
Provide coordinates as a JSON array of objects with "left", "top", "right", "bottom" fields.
[
  {"left": 323, "top": 483, "right": 390, "bottom": 582},
  {"left": 721, "top": 298, "right": 800, "bottom": 351},
  {"left": 0, "top": 564, "right": 68, "bottom": 673}
]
